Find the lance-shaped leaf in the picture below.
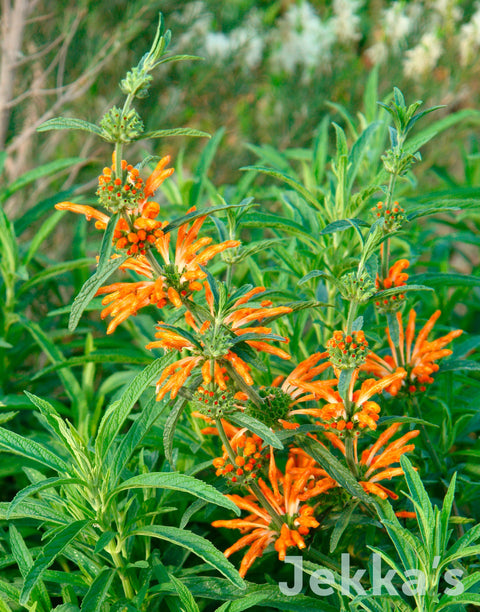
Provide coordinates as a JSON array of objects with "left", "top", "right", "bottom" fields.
[
  {"left": 131, "top": 525, "right": 244, "bottom": 589},
  {"left": 107, "top": 472, "right": 240, "bottom": 515},
  {"left": 20, "top": 520, "right": 90, "bottom": 605},
  {"left": 367, "top": 284, "right": 433, "bottom": 303},
  {"left": 79, "top": 568, "right": 115, "bottom": 612},
  {"left": 241, "top": 165, "right": 322, "bottom": 211},
  {"left": 95, "top": 354, "right": 174, "bottom": 462},
  {"left": 0, "top": 427, "right": 68, "bottom": 473},
  {"left": 140, "top": 127, "right": 210, "bottom": 140},
  {"left": 8, "top": 477, "right": 85, "bottom": 519},
  {"left": 37, "top": 117, "right": 104, "bottom": 136},
  {"left": 68, "top": 254, "right": 128, "bottom": 332},
  {"left": 229, "top": 413, "right": 283, "bottom": 450},
  {"left": 161, "top": 201, "right": 247, "bottom": 234},
  {"left": 302, "top": 436, "right": 373, "bottom": 505}
]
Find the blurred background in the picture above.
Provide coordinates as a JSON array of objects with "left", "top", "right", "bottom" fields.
[{"left": 2, "top": 0, "right": 480, "bottom": 212}]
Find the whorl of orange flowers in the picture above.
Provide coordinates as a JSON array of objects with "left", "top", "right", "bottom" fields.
[
  {"left": 291, "top": 368, "right": 406, "bottom": 431},
  {"left": 362, "top": 309, "right": 462, "bottom": 395},
  {"left": 212, "top": 448, "right": 335, "bottom": 577},
  {"left": 323, "top": 422, "right": 419, "bottom": 500},
  {"left": 146, "top": 286, "right": 292, "bottom": 400}
]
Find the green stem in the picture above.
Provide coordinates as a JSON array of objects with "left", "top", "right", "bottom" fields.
[
  {"left": 345, "top": 300, "right": 358, "bottom": 335},
  {"left": 344, "top": 435, "right": 358, "bottom": 477},
  {"left": 108, "top": 543, "right": 134, "bottom": 599}
]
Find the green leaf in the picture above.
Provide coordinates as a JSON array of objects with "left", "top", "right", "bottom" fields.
[
  {"left": 161, "top": 201, "right": 246, "bottom": 235},
  {"left": 409, "top": 272, "right": 480, "bottom": 288},
  {"left": 242, "top": 212, "right": 317, "bottom": 245},
  {"left": 319, "top": 218, "right": 369, "bottom": 236},
  {"left": 9, "top": 524, "right": 51, "bottom": 612},
  {"left": 406, "top": 205, "right": 459, "bottom": 221},
  {"left": 8, "top": 477, "right": 84, "bottom": 518},
  {"left": 229, "top": 413, "right": 283, "bottom": 449},
  {"left": 94, "top": 531, "right": 116, "bottom": 555},
  {"left": 80, "top": 568, "right": 115, "bottom": 612},
  {"left": 111, "top": 396, "right": 168, "bottom": 484},
  {"left": 20, "top": 318, "right": 83, "bottom": 405},
  {"left": 132, "top": 525, "right": 244, "bottom": 589},
  {"left": 163, "top": 396, "right": 188, "bottom": 468},
  {"left": 0, "top": 158, "right": 83, "bottom": 203},
  {"left": 141, "top": 127, "right": 210, "bottom": 140},
  {"left": 168, "top": 574, "right": 200, "bottom": 612},
  {"left": 32, "top": 351, "right": 152, "bottom": 379},
  {"left": 0, "top": 500, "right": 68, "bottom": 524},
  {"left": 241, "top": 166, "right": 321, "bottom": 211},
  {"left": 20, "top": 519, "right": 90, "bottom": 605},
  {"left": 369, "top": 284, "right": 434, "bottom": 303},
  {"left": 404, "top": 109, "right": 480, "bottom": 155},
  {"left": 0, "top": 427, "right": 68, "bottom": 472},
  {"left": 399, "top": 455, "right": 433, "bottom": 543},
  {"left": 95, "top": 355, "right": 173, "bottom": 462},
  {"left": 23, "top": 210, "right": 66, "bottom": 266},
  {"left": 190, "top": 128, "right": 225, "bottom": 208},
  {"left": 98, "top": 213, "right": 119, "bottom": 268},
  {"left": 338, "top": 369, "right": 354, "bottom": 403},
  {"left": 109, "top": 472, "right": 239, "bottom": 515},
  {"left": 302, "top": 437, "right": 373, "bottom": 505},
  {"left": 68, "top": 254, "right": 128, "bottom": 331},
  {"left": 330, "top": 502, "right": 359, "bottom": 553},
  {"left": 378, "top": 416, "right": 438, "bottom": 428},
  {"left": 37, "top": 117, "right": 104, "bottom": 136},
  {"left": 19, "top": 258, "right": 96, "bottom": 293}
]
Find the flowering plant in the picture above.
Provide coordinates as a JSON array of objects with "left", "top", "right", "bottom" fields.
[{"left": 0, "top": 12, "right": 479, "bottom": 612}]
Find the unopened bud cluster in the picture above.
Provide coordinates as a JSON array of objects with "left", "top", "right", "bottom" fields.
[
  {"left": 371, "top": 201, "right": 405, "bottom": 233},
  {"left": 382, "top": 148, "right": 420, "bottom": 177},
  {"left": 120, "top": 67, "right": 153, "bottom": 99},
  {"left": 193, "top": 388, "right": 236, "bottom": 419},
  {"left": 245, "top": 386, "right": 292, "bottom": 429},
  {"left": 100, "top": 107, "right": 144, "bottom": 143},
  {"left": 97, "top": 159, "right": 145, "bottom": 213},
  {"left": 327, "top": 330, "right": 368, "bottom": 369},
  {"left": 339, "top": 272, "right": 376, "bottom": 303}
]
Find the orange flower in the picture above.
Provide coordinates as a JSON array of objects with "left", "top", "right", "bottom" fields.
[
  {"left": 155, "top": 207, "right": 240, "bottom": 297},
  {"left": 147, "top": 286, "right": 292, "bottom": 399},
  {"left": 322, "top": 423, "right": 419, "bottom": 500},
  {"left": 291, "top": 368, "right": 406, "bottom": 431},
  {"left": 375, "top": 259, "right": 409, "bottom": 312},
  {"left": 212, "top": 449, "right": 335, "bottom": 576},
  {"left": 362, "top": 309, "right": 462, "bottom": 394},
  {"left": 95, "top": 278, "right": 167, "bottom": 334}
]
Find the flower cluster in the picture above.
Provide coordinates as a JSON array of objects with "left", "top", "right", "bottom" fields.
[
  {"left": 327, "top": 330, "right": 369, "bottom": 369},
  {"left": 212, "top": 448, "right": 335, "bottom": 577},
  {"left": 363, "top": 309, "right": 462, "bottom": 395},
  {"left": 371, "top": 200, "right": 406, "bottom": 233}
]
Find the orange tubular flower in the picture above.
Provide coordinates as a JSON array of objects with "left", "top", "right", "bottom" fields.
[
  {"left": 155, "top": 207, "right": 240, "bottom": 297},
  {"left": 291, "top": 368, "right": 406, "bottom": 431},
  {"left": 362, "top": 309, "right": 462, "bottom": 395},
  {"left": 375, "top": 259, "right": 409, "bottom": 312},
  {"left": 212, "top": 449, "right": 335, "bottom": 577},
  {"left": 322, "top": 423, "right": 419, "bottom": 500},
  {"left": 95, "top": 278, "right": 167, "bottom": 334},
  {"left": 147, "top": 286, "right": 293, "bottom": 399}
]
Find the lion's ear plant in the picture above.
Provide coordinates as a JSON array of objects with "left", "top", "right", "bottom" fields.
[{"left": 1, "top": 12, "right": 480, "bottom": 612}]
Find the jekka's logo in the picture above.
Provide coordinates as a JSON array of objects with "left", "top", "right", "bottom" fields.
[{"left": 279, "top": 554, "right": 464, "bottom": 597}]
